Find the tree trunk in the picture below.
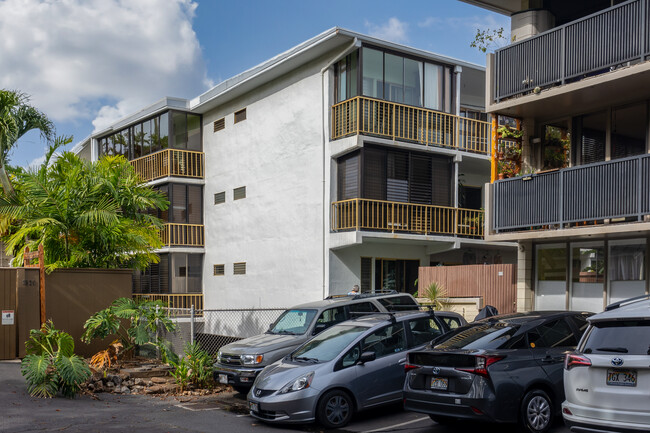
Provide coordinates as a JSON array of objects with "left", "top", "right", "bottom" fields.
[{"left": 0, "top": 163, "right": 15, "bottom": 196}]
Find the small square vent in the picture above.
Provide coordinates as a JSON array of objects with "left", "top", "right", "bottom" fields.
[{"left": 213, "top": 117, "right": 225, "bottom": 132}]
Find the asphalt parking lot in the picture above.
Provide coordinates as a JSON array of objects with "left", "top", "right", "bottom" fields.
[{"left": 1, "top": 360, "right": 569, "bottom": 433}]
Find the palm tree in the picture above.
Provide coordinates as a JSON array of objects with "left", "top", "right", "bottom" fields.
[
  {"left": 0, "top": 89, "right": 54, "bottom": 195},
  {"left": 0, "top": 146, "right": 168, "bottom": 270}
]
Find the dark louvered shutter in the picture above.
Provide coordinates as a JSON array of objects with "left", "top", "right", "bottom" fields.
[
  {"left": 409, "top": 154, "right": 432, "bottom": 204},
  {"left": 363, "top": 148, "right": 386, "bottom": 200},
  {"left": 431, "top": 156, "right": 451, "bottom": 206},
  {"left": 337, "top": 152, "right": 360, "bottom": 200},
  {"left": 581, "top": 128, "right": 606, "bottom": 165},
  {"left": 361, "top": 257, "right": 372, "bottom": 292},
  {"left": 387, "top": 152, "right": 409, "bottom": 202},
  {"left": 159, "top": 254, "right": 169, "bottom": 293},
  {"left": 172, "top": 184, "right": 187, "bottom": 223},
  {"left": 188, "top": 185, "right": 202, "bottom": 224},
  {"left": 149, "top": 262, "right": 160, "bottom": 294}
]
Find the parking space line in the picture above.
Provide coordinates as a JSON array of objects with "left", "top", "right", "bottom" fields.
[
  {"left": 175, "top": 404, "right": 221, "bottom": 412},
  {"left": 361, "top": 416, "right": 430, "bottom": 433}
]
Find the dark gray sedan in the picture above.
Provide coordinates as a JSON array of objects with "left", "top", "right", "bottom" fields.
[
  {"left": 403, "top": 311, "right": 592, "bottom": 433},
  {"left": 248, "top": 310, "right": 465, "bottom": 428}
]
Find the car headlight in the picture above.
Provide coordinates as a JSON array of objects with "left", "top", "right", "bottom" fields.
[
  {"left": 241, "top": 354, "right": 264, "bottom": 365},
  {"left": 278, "top": 372, "right": 314, "bottom": 394},
  {"left": 216, "top": 350, "right": 222, "bottom": 364}
]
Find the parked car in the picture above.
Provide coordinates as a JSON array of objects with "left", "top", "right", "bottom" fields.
[
  {"left": 403, "top": 311, "right": 592, "bottom": 433},
  {"left": 214, "top": 292, "right": 441, "bottom": 392},
  {"left": 562, "top": 295, "right": 650, "bottom": 432},
  {"left": 247, "top": 310, "right": 466, "bottom": 428}
]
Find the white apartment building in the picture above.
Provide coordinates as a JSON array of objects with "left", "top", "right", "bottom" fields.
[{"left": 78, "top": 28, "right": 514, "bottom": 310}]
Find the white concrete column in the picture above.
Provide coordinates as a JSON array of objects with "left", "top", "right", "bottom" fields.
[
  {"left": 454, "top": 66, "right": 462, "bottom": 117},
  {"left": 516, "top": 241, "right": 534, "bottom": 312}
]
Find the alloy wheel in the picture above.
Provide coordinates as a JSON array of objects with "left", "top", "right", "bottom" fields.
[{"left": 526, "top": 395, "right": 550, "bottom": 431}]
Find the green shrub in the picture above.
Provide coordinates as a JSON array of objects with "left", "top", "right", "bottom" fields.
[
  {"left": 168, "top": 342, "right": 214, "bottom": 391},
  {"left": 21, "top": 321, "right": 91, "bottom": 398}
]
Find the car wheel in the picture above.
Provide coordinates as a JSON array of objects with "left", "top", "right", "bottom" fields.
[
  {"left": 520, "top": 389, "right": 553, "bottom": 433},
  {"left": 316, "top": 389, "right": 354, "bottom": 429},
  {"left": 232, "top": 385, "right": 250, "bottom": 395},
  {"left": 429, "top": 415, "right": 456, "bottom": 425}
]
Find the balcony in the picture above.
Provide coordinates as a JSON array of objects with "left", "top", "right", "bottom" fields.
[
  {"left": 161, "top": 223, "right": 204, "bottom": 247},
  {"left": 133, "top": 293, "right": 203, "bottom": 316},
  {"left": 331, "top": 198, "right": 483, "bottom": 238},
  {"left": 492, "top": 154, "right": 650, "bottom": 233},
  {"left": 494, "top": 0, "right": 650, "bottom": 103},
  {"left": 130, "top": 149, "right": 204, "bottom": 183},
  {"left": 331, "top": 96, "right": 490, "bottom": 155}
]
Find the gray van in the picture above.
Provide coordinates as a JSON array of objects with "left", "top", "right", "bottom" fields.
[{"left": 214, "top": 292, "right": 460, "bottom": 392}]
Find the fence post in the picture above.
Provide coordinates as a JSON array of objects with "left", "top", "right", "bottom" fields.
[
  {"left": 155, "top": 305, "right": 160, "bottom": 359},
  {"left": 190, "top": 304, "right": 195, "bottom": 344}
]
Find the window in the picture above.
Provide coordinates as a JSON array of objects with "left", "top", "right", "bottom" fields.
[
  {"left": 361, "top": 323, "right": 406, "bottom": 357},
  {"left": 527, "top": 319, "right": 578, "bottom": 349},
  {"left": 536, "top": 244, "right": 567, "bottom": 310},
  {"left": 377, "top": 295, "right": 419, "bottom": 311},
  {"left": 582, "top": 320, "right": 650, "bottom": 355},
  {"left": 337, "top": 152, "right": 360, "bottom": 200},
  {"left": 213, "top": 117, "right": 225, "bottom": 132},
  {"left": 234, "top": 108, "right": 246, "bottom": 123},
  {"left": 233, "top": 186, "right": 246, "bottom": 200},
  {"left": 441, "top": 316, "right": 462, "bottom": 329},
  {"left": 437, "top": 322, "right": 520, "bottom": 350},
  {"left": 408, "top": 317, "right": 442, "bottom": 348},
  {"left": 213, "top": 264, "right": 224, "bottom": 276},
  {"left": 608, "top": 239, "right": 646, "bottom": 305},
  {"left": 375, "top": 259, "right": 420, "bottom": 294},
  {"left": 214, "top": 191, "right": 225, "bottom": 205},
  {"left": 360, "top": 257, "right": 372, "bottom": 292},
  {"left": 612, "top": 103, "right": 646, "bottom": 159},
  {"left": 576, "top": 111, "right": 606, "bottom": 165},
  {"left": 348, "top": 302, "right": 379, "bottom": 315},
  {"left": 335, "top": 51, "right": 358, "bottom": 102},
  {"left": 269, "top": 309, "right": 318, "bottom": 335},
  {"left": 314, "top": 307, "right": 347, "bottom": 335},
  {"left": 233, "top": 262, "right": 246, "bottom": 275}
]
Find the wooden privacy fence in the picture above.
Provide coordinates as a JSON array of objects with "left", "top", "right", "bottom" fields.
[{"left": 418, "top": 264, "right": 516, "bottom": 314}]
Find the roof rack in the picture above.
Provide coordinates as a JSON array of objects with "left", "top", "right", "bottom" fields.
[
  {"left": 349, "top": 311, "right": 397, "bottom": 324},
  {"left": 324, "top": 290, "right": 399, "bottom": 300},
  {"left": 605, "top": 294, "right": 650, "bottom": 311}
]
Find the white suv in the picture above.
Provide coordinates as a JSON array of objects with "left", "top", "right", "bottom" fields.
[{"left": 562, "top": 295, "right": 650, "bottom": 432}]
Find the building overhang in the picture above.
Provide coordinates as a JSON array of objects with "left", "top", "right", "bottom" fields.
[
  {"left": 488, "top": 57, "right": 650, "bottom": 121},
  {"left": 486, "top": 221, "right": 650, "bottom": 243},
  {"left": 330, "top": 230, "right": 515, "bottom": 251}
]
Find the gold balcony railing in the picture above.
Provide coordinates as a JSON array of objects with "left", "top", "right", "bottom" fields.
[
  {"left": 130, "top": 149, "right": 204, "bottom": 182},
  {"left": 332, "top": 198, "right": 484, "bottom": 238},
  {"left": 133, "top": 293, "right": 203, "bottom": 316},
  {"left": 332, "top": 96, "right": 490, "bottom": 154},
  {"left": 161, "top": 223, "right": 204, "bottom": 247}
]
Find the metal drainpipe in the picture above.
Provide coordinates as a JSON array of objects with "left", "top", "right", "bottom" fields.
[{"left": 320, "top": 36, "right": 360, "bottom": 299}]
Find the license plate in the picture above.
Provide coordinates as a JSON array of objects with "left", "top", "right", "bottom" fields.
[
  {"left": 607, "top": 369, "right": 637, "bottom": 387},
  {"left": 218, "top": 374, "right": 228, "bottom": 384},
  {"left": 430, "top": 377, "right": 448, "bottom": 390},
  {"left": 249, "top": 402, "right": 259, "bottom": 412}
]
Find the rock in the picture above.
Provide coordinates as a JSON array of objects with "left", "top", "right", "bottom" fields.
[
  {"left": 144, "top": 384, "right": 177, "bottom": 394},
  {"left": 146, "top": 380, "right": 153, "bottom": 387},
  {"left": 120, "top": 386, "right": 130, "bottom": 394},
  {"left": 94, "top": 382, "right": 104, "bottom": 393},
  {"left": 105, "top": 381, "right": 115, "bottom": 389},
  {"left": 151, "top": 377, "right": 172, "bottom": 384},
  {"left": 134, "top": 378, "right": 145, "bottom": 386},
  {"left": 124, "top": 379, "right": 134, "bottom": 387}
]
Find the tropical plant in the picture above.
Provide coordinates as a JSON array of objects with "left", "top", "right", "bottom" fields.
[
  {"left": 82, "top": 297, "right": 176, "bottom": 354},
  {"left": 20, "top": 321, "right": 91, "bottom": 398},
  {"left": 424, "top": 282, "right": 448, "bottom": 311},
  {"left": 497, "top": 125, "right": 524, "bottom": 139},
  {"left": 167, "top": 342, "right": 214, "bottom": 391},
  {"left": 0, "top": 89, "right": 54, "bottom": 195},
  {"left": 0, "top": 144, "right": 168, "bottom": 270}
]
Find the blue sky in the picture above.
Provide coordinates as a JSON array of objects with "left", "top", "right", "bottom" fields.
[{"left": 1, "top": 0, "right": 508, "bottom": 167}]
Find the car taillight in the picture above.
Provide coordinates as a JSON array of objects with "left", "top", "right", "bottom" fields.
[
  {"left": 404, "top": 363, "right": 419, "bottom": 372},
  {"left": 564, "top": 353, "right": 591, "bottom": 370},
  {"left": 456, "top": 355, "right": 503, "bottom": 378}
]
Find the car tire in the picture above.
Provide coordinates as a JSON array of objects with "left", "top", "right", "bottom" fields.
[
  {"left": 429, "top": 415, "right": 456, "bottom": 425},
  {"left": 232, "top": 385, "right": 250, "bottom": 395},
  {"left": 316, "top": 389, "right": 354, "bottom": 429},
  {"left": 520, "top": 389, "right": 553, "bottom": 433}
]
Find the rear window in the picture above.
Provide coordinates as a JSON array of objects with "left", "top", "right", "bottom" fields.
[
  {"left": 378, "top": 295, "right": 419, "bottom": 311},
  {"left": 581, "top": 320, "right": 650, "bottom": 355},
  {"left": 436, "top": 322, "right": 520, "bottom": 350}
]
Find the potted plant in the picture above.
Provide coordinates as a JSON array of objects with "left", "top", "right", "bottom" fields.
[{"left": 497, "top": 125, "right": 523, "bottom": 140}]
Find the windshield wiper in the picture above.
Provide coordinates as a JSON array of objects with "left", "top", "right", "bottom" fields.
[
  {"left": 293, "top": 356, "right": 319, "bottom": 363},
  {"left": 596, "top": 347, "right": 628, "bottom": 353},
  {"left": 270, "top": 330, "right": 296, "bottom": 335}
]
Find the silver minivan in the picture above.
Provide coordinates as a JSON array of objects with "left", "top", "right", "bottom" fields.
[{"left": 247, "top": 310, "right": 465, "bottom": 428}]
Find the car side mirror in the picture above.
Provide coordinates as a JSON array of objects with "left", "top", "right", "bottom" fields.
[
  {"left": 359, "top": 351, "right": 376, "bottom": 364},
  {"left": 313, "top": 323, "right": 328, "bottom": 335}
]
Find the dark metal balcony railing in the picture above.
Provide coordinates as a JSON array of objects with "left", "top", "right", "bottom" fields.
[
  {"left": 493, "top": 154, "right": 650, "bottom": 232},
  {"left": 494, "top": 0, "right": 650, "bottom": 101},
  {"left": 332, "top": 96, "right": 490, "bottom": 154},
  {"left": 332, "top": 198, "right": 484, "bottom": 238}
]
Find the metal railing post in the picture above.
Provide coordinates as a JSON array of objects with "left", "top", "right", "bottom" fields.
[
  {"left": 190, "top": 304, "right": 195, "bottom": 344},
  {"left": 155, "top": 305, "right": 160, "bottom": 359}
]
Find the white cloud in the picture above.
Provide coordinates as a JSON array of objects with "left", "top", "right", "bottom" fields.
[
  {"left": 418, "top": 17, "right": 442, "bottom": 28},
  {"left": 0, "top": 0, "right": 212, "bottom": 132},
  {"left": 365, "top": 17, "right": 409, "bottom": 44}
]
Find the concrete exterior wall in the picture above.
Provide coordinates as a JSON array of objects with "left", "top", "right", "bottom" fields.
[
  {"left": 202, "top": 56, "right": 331, "bottom": 309},
  {"left": 516, "top": 241, "right": 534, "bottom": 312}
]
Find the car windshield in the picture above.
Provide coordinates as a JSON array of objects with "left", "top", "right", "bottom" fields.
[
  {"left": 436, "top": 322, "right": 520, "bottom": 350},
  {"left": 268, "top": 309, "right": 317, "bottom": 335},
  {"left": 292, "top": 325, "right": 368, "bottom": 363},
  {"left": 582, "top": 320, "right": 650, "bottom": 355}
]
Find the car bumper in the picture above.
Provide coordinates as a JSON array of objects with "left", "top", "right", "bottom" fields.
[
  {"left": 213, "top": 364, "right": 263, "bottom": 388},
  {"left": 403, "top": 387, "right": 504, "bottom": 423},
  {"left": 562, "top": 401, "right": 650, "bottom": 433},
  {"left": 247, "top": 386, "right": 320, "bottom": 424}
]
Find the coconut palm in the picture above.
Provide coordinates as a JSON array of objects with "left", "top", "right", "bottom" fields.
[
  {"left": 0, "top": 90, "right": 54, "bottom": 195},
  {"left": 0, "top": 145, "right": 168, "bottom": 270}
]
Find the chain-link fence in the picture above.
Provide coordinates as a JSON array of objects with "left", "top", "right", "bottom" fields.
[{"left": 159, "top": 307, "right": 286, "bottom": 357}]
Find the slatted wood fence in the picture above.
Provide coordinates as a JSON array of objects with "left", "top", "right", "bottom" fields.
[{"left": 418, "top": 264, "right": 517, "bottom": 314}]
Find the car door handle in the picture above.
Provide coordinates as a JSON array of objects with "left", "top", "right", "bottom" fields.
[
  {"left": 542, "top": 355, "right": 564, "bottom": 363},
  {"left": 398, "top": 358, "right": 406, "bottom": 365}
]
